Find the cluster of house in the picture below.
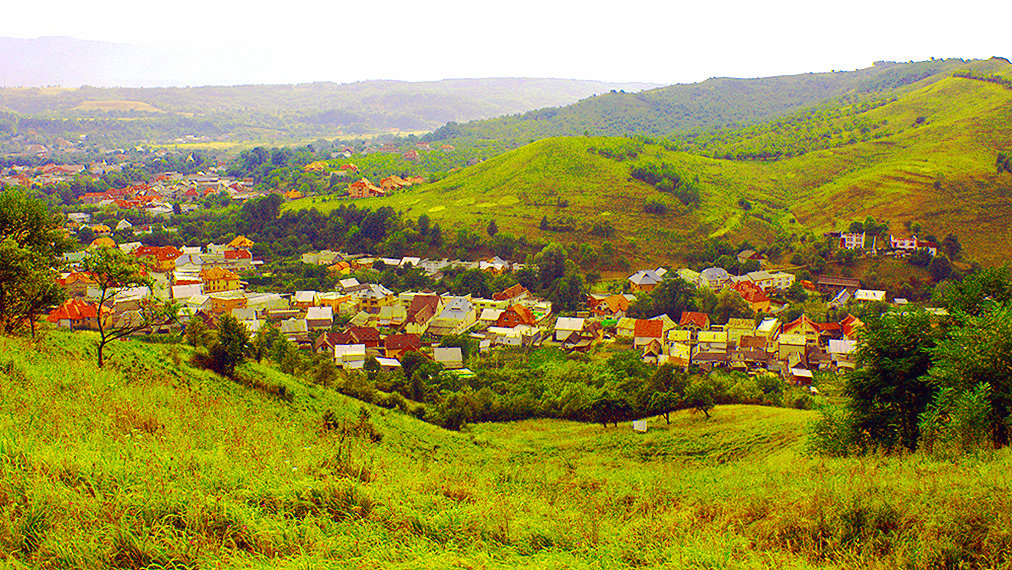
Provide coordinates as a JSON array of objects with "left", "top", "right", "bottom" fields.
[
  {"left": 832, "top": 231, "right": 939, "bottom": 256},
  {"left": 634, "top": 312, "right": 864, "bottom": 386},
  {"left": 48, "top": 235, "right": 257, "bottom": 330},
  {"left": 624, "top": 265, "right": 798, "bottom": 314}
]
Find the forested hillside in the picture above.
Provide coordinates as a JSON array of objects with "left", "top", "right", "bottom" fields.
[{"left": 424, "top": 59, "right": 973, "bottom": 144}]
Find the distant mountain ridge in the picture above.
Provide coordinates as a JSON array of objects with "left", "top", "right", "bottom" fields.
[{"left": 0, "top": 37, "right": 658, "bottom": 142}]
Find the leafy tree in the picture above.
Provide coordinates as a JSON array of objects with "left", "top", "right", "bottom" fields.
[
  {"left": 535, "top": 242, "right": 568, "bottom": 290},
  {"left": 0, "top": 190, "right": 70, "bottom": 336},
  {"left": 930, "top": 302, "right": 1012, "bottom": 446},
  {"left": 927, "top": 256, "right": 952, "bottom": 281},
  {"left": 907, "top": 248, "right": 933, "bottom": 267},
  {"left": 82, "top": 247, "right": 176, "bottom": 368},
  {"left": 649, "top": 391, "right": 681, "bottom": 424},
  {"left": 590, "top": 395, "right": 633, "bottom": 428},
  {"left": 548, "top": 273, "right": 587, "bottom": 313},
  {"left": 184, "top": 314, "right": 213, "bottom": 348},
  {"left": 486, "top": 219, "right": 498, "bottom": 237},
  {"left": 684, "top": 377, "right": 716, "bottom": 419},
  {"left": 844, "top": 311, "right": 937, "bottom": 451},
  {"left": 0, "top": 239, "right": 63, "bottom": 337},
  {"left": 210, "top": 314, "right": 249, "bottom": 377},
  {"left": 940, "top": 266, "right": 1012, "bottom": 316},
  {"left": 941, "top": 233, "right": 962, "bottom": 259}
]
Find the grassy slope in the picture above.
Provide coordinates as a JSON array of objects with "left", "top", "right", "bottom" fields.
[
  {"left": 3, "top": 331, "right": 1012, "bottom": 568},
  {"left": 289, "top": 59, "right": 1012, "bottom": 265}
]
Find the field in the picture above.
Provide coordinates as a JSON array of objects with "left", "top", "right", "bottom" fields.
[
  {"left": 71, "top": 100, "right": 166, "bottom": 114},
  {"left": 3, "top": 331, "right": 1011, "bottom": 568}
]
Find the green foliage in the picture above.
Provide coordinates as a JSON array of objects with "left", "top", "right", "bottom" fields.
[
  {"left": 918, "top": 383, "right": 993, "bottom": 457},
  {"left": 82, "top": 247, "right": 174, "bottom": 368},
  {"left": 210, "top": 314, "right": 249, "bottom": 377},
  {"left": 844, "top": 311, "right": 937, "bottom": 451},
  {"left": 940, "top": 266, "right": 1012, "bottom": 316},
  {"left": 0, "top": 190, "right": 69, "bottom": 335},
  {"left": 907, "top": 248, "right": 933, "bottom": 267},
  {"left": 930, "top": 302, "right": 1012, "bottom": 446}
]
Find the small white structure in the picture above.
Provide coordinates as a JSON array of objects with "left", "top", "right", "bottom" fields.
[{"left": 633, "top": 420, "right": 648, "bottom": 432}]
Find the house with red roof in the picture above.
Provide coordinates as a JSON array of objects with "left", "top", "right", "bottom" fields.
[
  {"left": 349, "top": 326, "right": 382, "bottom": 349},
  {"left": 679, "top": 311, "right": 711, "bottom": 331},
  {"left": 496, "top": 305, "right": 537, "bottom": 329},
  {"left": 633, "top": 319, "right": 664, "bottom": 348},
  {"left": 47, "top": 298, "right": 111, "bottom": 330},
  {"left": 384, "top": 333, "right": 422, "bottom": 360},
  {"left": 731, "top": 280, "right": 770, "bottom": 313},
  {"left": 493, "top": 284, "right": 530, "bottom": 305}
]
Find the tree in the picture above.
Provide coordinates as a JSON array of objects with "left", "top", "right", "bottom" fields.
[
  {"left": 845, "top": 311, "right": 937, "bottom": 451},
  {"left": 941, "top": 266, "right": 1012, "bottom": 317},
  {"left": 941, "top": 233, "right": 962, "bottom": 259},
  {"left": 927, "top": 256, "right": 952, "bottom": 281},
  {"left": 548, "top": 273, "right": 586, "bottom": 313},
  {"left": 252, "top": 322, "right": 283, "bottom": 363},
  {"left": 209, "top": 314, "right": 249, "bottom": 377},
  {"left": 486, "top": 219, "right": 498, "bottom": 237},
  {"left": 82, "top": 247, "right": 176, "bottom": 368},
  {"left": 0, "top": 190, "right": 71, "bottom": 336},
  {"left": 684, "top": 377, "right": 716, "bottom": 419},
  {"left": 930, "top": 302, "right": 1012, "bottom": 446},
  {"left": 535, "top": 243, "right": 567, "bottom": 290}
]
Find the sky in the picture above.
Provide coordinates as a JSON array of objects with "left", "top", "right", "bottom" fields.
[{"left": 2, "top": 0, "right": 1011, "bottom": 86}]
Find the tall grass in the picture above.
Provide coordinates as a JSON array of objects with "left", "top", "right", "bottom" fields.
[{"left": 2, "top": 330, "right": 1011, "bottom": 568}]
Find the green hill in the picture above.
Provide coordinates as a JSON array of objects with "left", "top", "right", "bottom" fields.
[
  {"left": 424, "top": 59, "right": 973, "bottom": 144},
  {"left": 291, "top": 58, "right": 1012, "bottom": 266},
  {"left": 4, "top": 331, "right": 1012, "bottom": 568}
]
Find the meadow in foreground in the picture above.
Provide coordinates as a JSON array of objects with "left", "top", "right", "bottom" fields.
[{"left": 1, "top": 330, "right": 1009, "bottom": 569}]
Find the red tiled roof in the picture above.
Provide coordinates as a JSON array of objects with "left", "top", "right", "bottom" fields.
[
  {"left": 493, "top": 284, "right": 528, "bottom": 301},
  {"left": 634, "top": 319, "right": 663, "bottom": 339},
  {"left": 385, "top": 333, "right": 421, "bottom": 352},
  {"left": 47, "top": 298, "right": 108, "bottom": 322},
  {"left": 350, "top": 326, "right": 381, "bottom": 342},
  {"left": 680, "top": 311, "right": 710, "bottom": 329},
  {"left": 224, "top": 249, "right": 252, "bottom": 260}
]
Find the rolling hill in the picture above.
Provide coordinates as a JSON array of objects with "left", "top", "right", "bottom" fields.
[
  {"left": 423, "top": 59, "right": 974, "bottom": 144},
  {"left": 290, "top": 58, "right": 1012, "bottom": 266}
]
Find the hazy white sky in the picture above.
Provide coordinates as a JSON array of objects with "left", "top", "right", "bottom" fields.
[{"left": 3, "top": 0, "right": 1010, "bottom": 85}]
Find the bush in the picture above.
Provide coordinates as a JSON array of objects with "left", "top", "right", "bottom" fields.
[
  {"left": 919, "top": 383, "right": 992, "bottom": 457},
  {"left": 807, "top": 406, "right": 860, "bottom": 456}
]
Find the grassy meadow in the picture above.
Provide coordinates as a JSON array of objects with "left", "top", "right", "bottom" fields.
[{"left": 2, "top": 330, "right": 1012, "bottom": 568}]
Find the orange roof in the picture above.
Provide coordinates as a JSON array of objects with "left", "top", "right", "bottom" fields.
[
  {"left": 493, "top": 284, "right": 529, "bottom": 301},
  {"left": 89, "top": 237, "right": 116, "bottom": 248},
  {"left": 47, "top": 298, "right": 109, "bottom": 322},
  {"left": 134, "top": 245, "right": 182, "bottom": 262},
  {"left": 782, "top": 314, "right": 818, "bottom": 335},
  {"left": 57, "top": 272, "right": 97, "bottom": 286},
  {"left": 679, "top": 311, "right": 710, "bottom": 329},
  {"left": 634, "top": 319, "right": 663, "bottom": 339},
  {"left": 503, "top": 304, "right": 537, "bottom": 326},
  {"left": 201, "top": 266, "right": 239, "bottom": 281},
  {"left": 227, "top": 235, "right": 254, "bottom": 249}
]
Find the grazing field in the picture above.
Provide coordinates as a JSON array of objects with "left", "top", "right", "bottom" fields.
[{"left": 2, "top": 330, "right": 1011, "bottom": 568}]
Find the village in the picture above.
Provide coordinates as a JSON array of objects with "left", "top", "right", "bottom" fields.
[{"left": 44, "top": 221, "right": 952, "bottom": 390}]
